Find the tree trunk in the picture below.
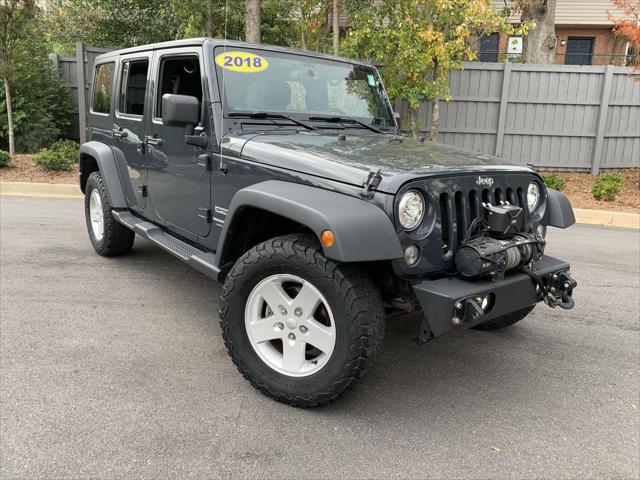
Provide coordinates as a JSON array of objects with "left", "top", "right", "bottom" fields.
[
  {"left": 428, "top": 98, "right": 439, "bottom": 143},
  {"left": 522, "top": 0, "right": 557, "bottom": 64},
  {"left": 206, "top": 0, "right": 214, "bottom": 37},
  {"left": 300, "top": 2, "right": 307, "bottom": 49},
  {"left": 3, "top": 78, "right": 15, "bottom": 156},
  {"left": 332, "top": 0, "right": 340, "bottom": 55},
  {"left": 245, "top": 0, "right": 261, "bottom": 43},
  {"left": 409, "top": 108, "right": 418, "bottom": 140}
]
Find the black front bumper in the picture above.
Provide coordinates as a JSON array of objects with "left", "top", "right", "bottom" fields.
[{"left": 412, "top": 256, "right": 573, "bottom": 340}]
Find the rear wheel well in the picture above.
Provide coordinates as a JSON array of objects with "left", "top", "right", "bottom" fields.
[
  {"left": 218, "top": 207, "right": 315, "bottom": 276},
  {"left": 79, "top": 154, "right": 99, "bottom": 193}
]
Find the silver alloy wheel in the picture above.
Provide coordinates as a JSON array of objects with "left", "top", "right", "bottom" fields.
[
  {"left": 89, "top": 189, "right": 104, "bottom": 241},
  {"left": 244, "top": 274, "right": 336, "bottom": 377}
]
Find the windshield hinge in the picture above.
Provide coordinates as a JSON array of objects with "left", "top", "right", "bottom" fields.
[{"left": 360, "top": 169, "right": 382, "bottom": 197}]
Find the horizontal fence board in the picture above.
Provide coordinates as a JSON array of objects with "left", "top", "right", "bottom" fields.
[{"left": 396, "top": 61, "right": 639, "bottom": 173}]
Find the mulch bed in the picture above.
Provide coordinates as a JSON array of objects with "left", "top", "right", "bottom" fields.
[
  {"left": 540, "top": 169, "right": 639, "bottom": 213},
  {"left": 0, "top": 154, "right": 78, "bottom": 184},
  {"left": 1, "top": 154, "right": 638, "bottom": 213}
]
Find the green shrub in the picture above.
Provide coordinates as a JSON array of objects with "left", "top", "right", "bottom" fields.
[
  {"left": 592, "top": 173, "right": 624, "bottom": 201},
  {"left": 0, "top": 150, "right": 10, "bottom": 168},
  {"left": 51, "top": 139, "right": 79, "bottom": 160},
  {"left": 541, "top": 173, "right": 566, "bottom": 191},
  {"left": 32, "top": 140, "right": 79, "bottom": 171}
]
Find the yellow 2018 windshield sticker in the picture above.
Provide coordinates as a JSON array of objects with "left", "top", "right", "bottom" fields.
[{"left": 215, "top": 51, "right": 268, "bottom": 73}]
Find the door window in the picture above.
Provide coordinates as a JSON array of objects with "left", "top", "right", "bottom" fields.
[
  {"left": 91, "top": 62, "right": 115, "bottom": 114},
  {"left": 118, "top": 59, "right": 149, "bottom": 116},
  {"left": 565, "top": 37, "right": 594, "bottom": 65},
  {"left": 156, "top": 56, "right": 203, "bottom": 119}
]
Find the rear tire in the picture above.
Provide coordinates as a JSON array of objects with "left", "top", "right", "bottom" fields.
[
  {"left": 472, "top": 305, "right": 535, "bottom": 331},
  {"left": 219, "top": 234, "right": 385, "bottom": 407},
  {"left": 84, "top": 171, "right": 134, "bottom": 257}
]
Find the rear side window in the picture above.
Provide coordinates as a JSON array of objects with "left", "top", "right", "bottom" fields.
[
  {"left": 91, "top": 62, "right": 115, "bottom": 114},
  {"left": 156, "top": 56, "right": 202, "bottom": 118},
  {"left": 118, "top": 60, "right": 149, "bottom": 116}
]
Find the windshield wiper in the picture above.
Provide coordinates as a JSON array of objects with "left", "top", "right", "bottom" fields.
[
  {"left": 228, "top": 111, "right": 315, "bottom": 130},
  {"left": 308, "top": 115, "right": 383, "bottom": 134}
]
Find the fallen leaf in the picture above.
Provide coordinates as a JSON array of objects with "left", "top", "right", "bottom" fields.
[
  {"left": 632, "top": 404, "right": 638, "bottom": 411},
  {"left": 490, "top": 447, "right": 501, "bottom": 453}
]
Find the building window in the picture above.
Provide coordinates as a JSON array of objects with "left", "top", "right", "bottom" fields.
[
  {"left": 118, "top": 60, "right": 149, "bottom": 116},
  {"left": 91, "top": 62, "right": 115, "bottom": 114},
  {"left": 479, "top": 33, "right": 500, "bottom": 62},
  {"left": 565, "top": 37, "right": 594, "bottom": 65}
]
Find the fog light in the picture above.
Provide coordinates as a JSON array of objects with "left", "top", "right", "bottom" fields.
[{"left": 404, "top": 245, "right": 420, "bottom": 266}]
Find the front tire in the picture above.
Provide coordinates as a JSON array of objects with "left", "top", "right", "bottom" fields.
[
  {"left": 219, "top": 235, "right": 385, "bottom": 407},
  {"left": 84, "top": 171, "right": 134, "bottom": 257}
]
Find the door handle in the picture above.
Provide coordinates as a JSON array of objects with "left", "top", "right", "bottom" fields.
[
  {"left": 112, "top": 128, "right": 128, "bottom": 139},
  {"left": 145, "top": 135, "right": 162, "bottom": 147}
]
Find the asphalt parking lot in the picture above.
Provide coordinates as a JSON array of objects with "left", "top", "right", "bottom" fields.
[{"left": 1, "top": 196, "right": 639, "bottom": 479}]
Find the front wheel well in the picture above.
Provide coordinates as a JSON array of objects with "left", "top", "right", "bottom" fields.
[
  {"left": 79, "top": 153, "right": 99, "bottom": 193},
  {"left": 218, "top": 207, "right": 315, "bottom": 276}
]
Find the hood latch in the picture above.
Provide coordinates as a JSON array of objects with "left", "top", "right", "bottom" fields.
[{"left": 360, "top": 169, "right": 382, "bottom": 197}]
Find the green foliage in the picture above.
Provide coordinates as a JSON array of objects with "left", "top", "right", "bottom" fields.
[
  {"left": 32, "top": 139, "right": 78, "bottom": 171},
  {"left": 592, "top": 173, "right": 624, "bottom": 201},
  {"left": 343, "top": 0, "right": 531, "bottom": 135},
  {"left": 0, "top": 149, "right": 10, "bottom": 167},
  {"left": 541, "top": 173, "right": 567, "bottom": 191}
]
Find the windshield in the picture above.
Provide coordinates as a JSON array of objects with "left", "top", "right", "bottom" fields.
[{"left": 214, "top": 48, "right": 394, "bottom": 127}]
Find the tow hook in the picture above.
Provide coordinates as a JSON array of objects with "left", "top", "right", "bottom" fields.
[{"left": 545, "top": 271, "right": 577, "bottom": 309}]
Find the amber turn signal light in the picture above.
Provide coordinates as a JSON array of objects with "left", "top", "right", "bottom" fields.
[{"left": 321, "top": 230, "right": 335, "bottom": 247}]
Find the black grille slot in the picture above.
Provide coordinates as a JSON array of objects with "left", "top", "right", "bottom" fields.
[
  {"left": 454, "top": 191, "right": 466, "bottom": 246},
  {"left": 439, "top": 193, "right": 450, "bottom": 253}
]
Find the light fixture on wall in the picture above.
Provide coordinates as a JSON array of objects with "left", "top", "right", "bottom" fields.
[{"left": 560, "top": 39, "right": 567, "bottom": 47}]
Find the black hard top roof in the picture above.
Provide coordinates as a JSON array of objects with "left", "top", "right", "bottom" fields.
[{"left": 94, "top": 38, "right": 374, "bottom": 68}]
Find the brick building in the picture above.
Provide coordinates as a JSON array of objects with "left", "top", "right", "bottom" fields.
[{"left": 483, "top": 0, "right": 637, "bottom": 65}]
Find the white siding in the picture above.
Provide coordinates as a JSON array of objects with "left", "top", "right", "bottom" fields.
[{"left": 492, "top": 0, "right": 631, "bottom": 26}]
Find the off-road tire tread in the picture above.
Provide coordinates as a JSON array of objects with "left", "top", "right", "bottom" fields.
[
  {"left": 472, "top": 305, "right": 535, "bottom": 331},
  {"left": 219, "top": 234, "right": 385, "bottom": 408},
  {"left": 85, "top": 171, "right": 134, "bottom": 257}
]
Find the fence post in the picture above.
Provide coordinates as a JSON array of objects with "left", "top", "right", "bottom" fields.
[
  {"left": 494, "top": 61, "right": 512, "bottom": 157},
  {"left": 591, "top": 65, "right": 614, "bottom": 175},
  {"left": 76, "top": 42, "right": 88, "bottom": 144},
  {"left": 48, "top": 53, "right": 59, "bottom": 72}
]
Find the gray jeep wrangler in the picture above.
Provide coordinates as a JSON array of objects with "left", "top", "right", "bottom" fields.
[{"left": 80, "top": 38, "right": 577, "bottom": 407}]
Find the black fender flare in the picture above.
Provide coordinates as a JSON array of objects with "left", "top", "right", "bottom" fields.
[
  {"left": 217, "top": 181, "right": 404, "bottom": 263},
  {"left": 546, "top": 188, "right": 575, "bottom": 228},
  {"left": 79, "top": 141, "right": 127, "bottom": 209}
]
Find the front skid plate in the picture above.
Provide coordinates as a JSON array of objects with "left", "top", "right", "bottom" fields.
[{"left": 412, "top": 256, "right": 571, "bottom": 339}]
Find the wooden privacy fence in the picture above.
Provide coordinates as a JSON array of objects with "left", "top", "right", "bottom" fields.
[
  {"left": 49, "top": 43, "right": 112, "bottom": 142},
  {"left": 50, "top": 45, "right": 638, "bottom": 174},
  {"left": 395, "top": 62, "right": 640, "bottom": 174}
]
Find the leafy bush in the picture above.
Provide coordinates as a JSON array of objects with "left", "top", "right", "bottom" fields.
[
  {"left": 0, "top": 150, "right": 10, "bottom": 168},
  {"left": 592, "top": 173, "right": 624, "bottom": 201},
  {"left": 32, "top": 140, "right": 79, "bottom": 171},
  {"left": 541, "top": 173, "right": 566, "bottom": 191}
]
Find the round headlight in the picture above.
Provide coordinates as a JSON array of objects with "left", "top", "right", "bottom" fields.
[
  {"left": 527, "top": 182, "right": 540, "bottom": 212},
  {"left": 398, "top": 190, "right": 424, "bottom": 230}
]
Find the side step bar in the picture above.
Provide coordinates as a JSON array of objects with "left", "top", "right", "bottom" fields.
[{"left": 112, "top": 210, "right": 221, "bottom": 281}]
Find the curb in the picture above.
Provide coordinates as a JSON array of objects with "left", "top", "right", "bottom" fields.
[
  {"left": 0, "top": 181, "right": 82, "bottom": 199},
  {"left": 1, "top": 182, "right": 638, "bottom": 229}
]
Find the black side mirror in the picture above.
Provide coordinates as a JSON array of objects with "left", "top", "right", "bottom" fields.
[{"left": 161, "top": 94, "right": 208, "bottom": 148}]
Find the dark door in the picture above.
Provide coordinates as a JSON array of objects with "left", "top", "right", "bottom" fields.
[
  {"left": 145, "top": 49, "right": 212, "bottom": 239},
  {"left": 112, "top": 54, "right": 151, "bottom": 211},
  {"left": 479, "top": 33, "right": 500, "bottom": 62},
  {"left": 565, "top": 37, "right": 594, "bottom": 65}
]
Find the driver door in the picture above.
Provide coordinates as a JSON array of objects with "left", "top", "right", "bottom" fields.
[{"left": 145, "top": 48, "right": 212, "bottom": 239}]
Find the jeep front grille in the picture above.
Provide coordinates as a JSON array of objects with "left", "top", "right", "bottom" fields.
[{"left": 439, "top": 186, "right": 526, "bottom": 254}]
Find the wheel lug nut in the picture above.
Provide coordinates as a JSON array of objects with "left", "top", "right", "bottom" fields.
[
  {"left": 278, "top": 305, "right": 287, "bottom": 316},
  {"left": 288, "top": 333, "right": 296, "bottom": 341},
  {"left": 276, "top": 322, "right": 284, "bottom": 330},
  {"left": 299, "top": 325, "right": 308, "bottom": 333},
  {"left": 294, "top": 307, "right": 303, "bottom": 317}
]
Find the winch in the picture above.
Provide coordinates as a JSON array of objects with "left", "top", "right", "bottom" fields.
[{"left": 454, "top": 202, "right": 576, "bottom": 310}]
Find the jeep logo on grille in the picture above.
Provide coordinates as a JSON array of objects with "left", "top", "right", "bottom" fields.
[{"left": 476, "top": 176, "right": 494, "bottom": 187}]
